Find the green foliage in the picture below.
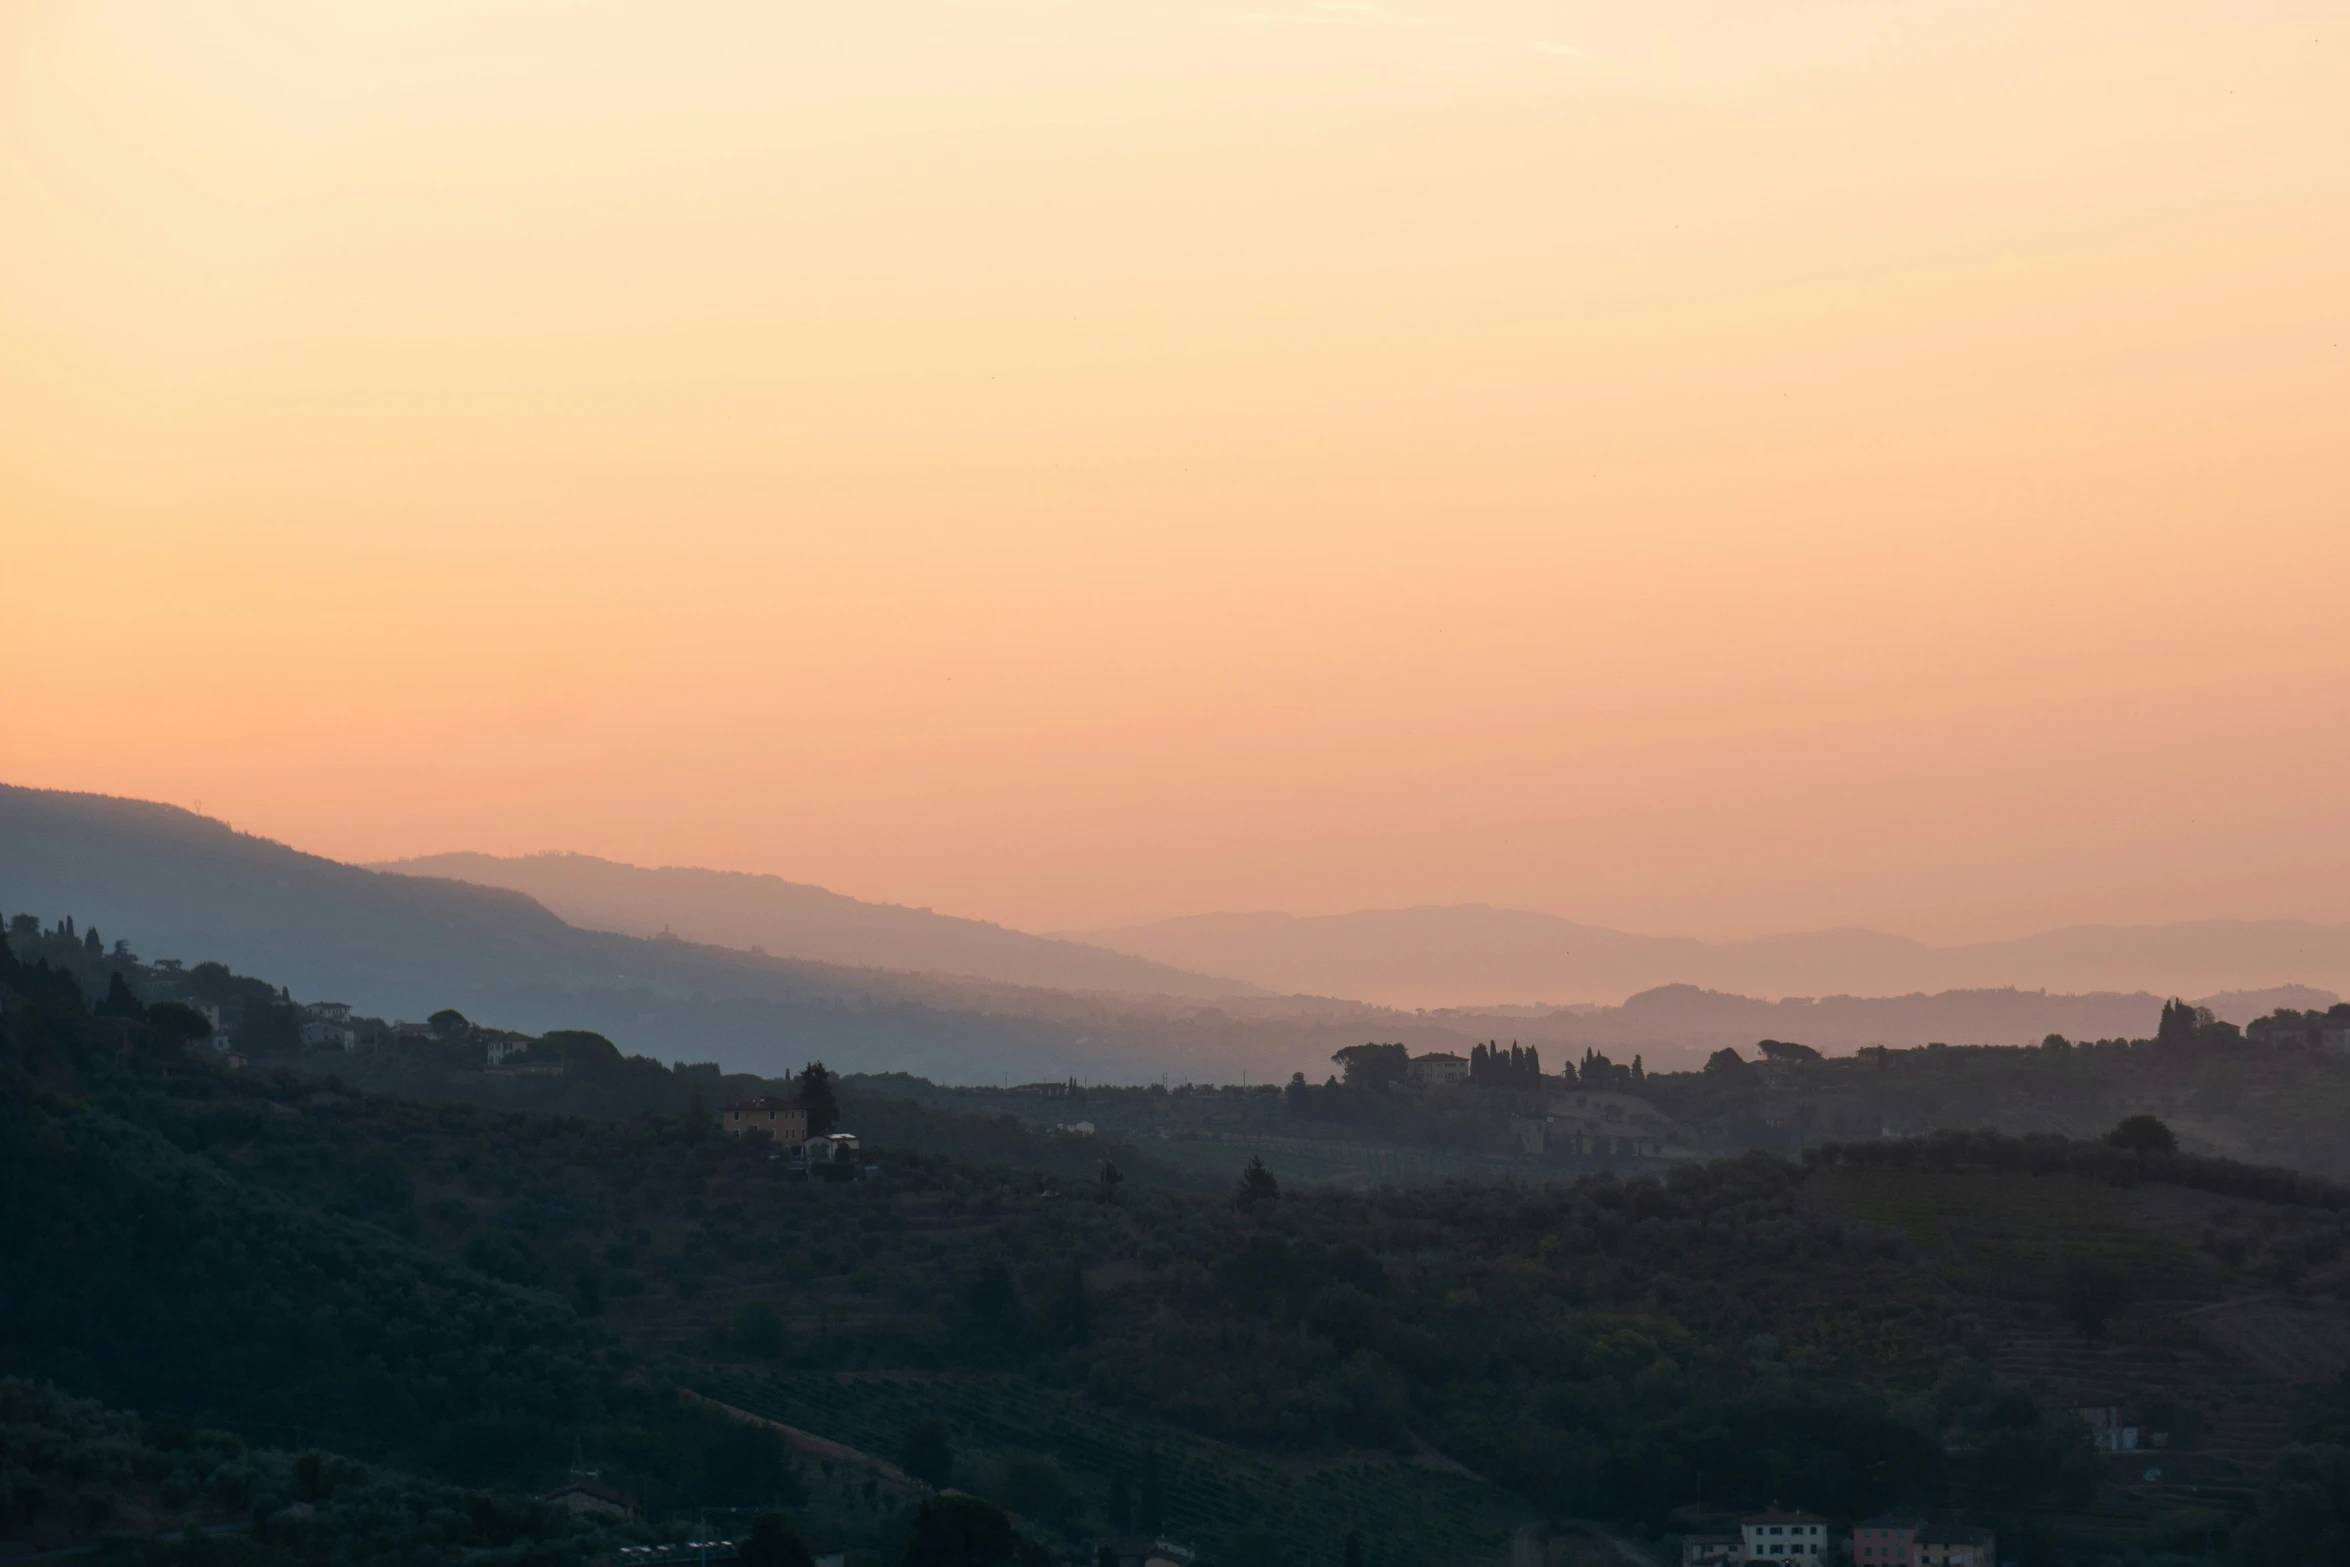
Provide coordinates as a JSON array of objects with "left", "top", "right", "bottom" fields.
[
  {"left": 973, "top": 1451, "right": 1075, "bottom": 1526},
  {"left": 1329, "top": 1044, "right": 1408, "bottom": 1093},
  {"left": 537, "top": 1030, "right": 623, "bottom": 1068},
  {"left": 1816, "top": 1125, "right": 2347, "bottom": 1211},
  {"left": 2104, "top": 1113, "right": 2178, "bottom": 1155},
  {"left": 2057, "top": 1253, "right": 2128, "bottom": 1344},
  {"left": 732, "top": 1302, "right": 791, "bottom": 1361},
  {"left": 741, "top": 1510, "right": 816, "bottom": 1567},
  {"left": 148, "top": 1002, "right": 214, "bottom": 1046},
  {"left": 1234, "top": 1155, "right": 1279, "bottom": 1206},
  {"left": 900, "top": 1494, "right": 1015, "bottom": 1567},
  {"left": 2245, "top": 1443, "right": 2350, "bottom": 1565},
  {"left": 1137, "top": 1452, "right": 1161, "bottom": 1537},
  {"left": 801, "top": 1063, "right": 841, "bottom": 1139},
  {"left": 898, "top": 1421, "right": 952, "bottom": 1492},
  {"left": 22, "top": 916, "right": 2350, "bottom": 1564},
  {"left": 0, "top": 1376, "right": 622, "bottom": 1564}
]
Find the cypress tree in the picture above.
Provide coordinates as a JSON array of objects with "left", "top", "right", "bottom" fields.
[{"left": 1139, "top": 1452, "right": 1163, "bottom": 1536}]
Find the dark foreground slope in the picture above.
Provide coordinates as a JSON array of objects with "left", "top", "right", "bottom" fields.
[{"left": 15, "top": 932, "right": 2350, "bottom": 1564}]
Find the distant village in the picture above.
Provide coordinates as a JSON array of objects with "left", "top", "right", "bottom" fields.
[{"left": 1673, "top": 1512, "right": 1994, "bottom": 1567}]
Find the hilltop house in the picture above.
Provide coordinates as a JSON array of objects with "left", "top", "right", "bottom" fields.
[
  {"left": 1518, "top": 1090, "right": 1684, "bottom": 1159},
  {"left": 2248, "top": 1005, "right": 2350, "bottom": 1052},
  {"left": 722, "top": 1094, "right": 809, "bottom": 1150},
  {"left": 300, "top": 1001, "right": 356, "bottom": 1048},
  {"left": 1741, "top": 1510, "right": 1829, "bottom": 1562},
  {"left": 1408, "top": 1051, "right": 1468, "bottom": 1086},
  {"left": 480, "top": 1029, "right": 536, "bottom": 1067}
]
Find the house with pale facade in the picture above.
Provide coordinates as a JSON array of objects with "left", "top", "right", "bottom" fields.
[
  {"left": 1741, "top": 1510, "right": 1829, "bottom": 1563},
  {"left": 1409, "top": 1052, "right": 1468, "bottom": 1086},
  {"left": 722, "top": 1095, "right": 809, "bottom": 1149}
]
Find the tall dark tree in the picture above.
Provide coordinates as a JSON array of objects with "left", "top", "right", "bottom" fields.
[
  {"left": 98, "top": 971, "right": 145, "bottom": 1019},
  {"left": 1107, "top": 1468, "right": 1133, "bottom": 1534},
  {"left": 2105, "top": 1114, "right": 2177, "bottom": 1156},
  {"left": 741, "top": 1512, "right": 815, "bottom": 1567},
  {"left": 146, "top": 1001, "right": 212, "bottom": 1047},
  {"left": 427, "top": 1007, "right": 470, "bottom": 1039},
  {"left": 900, "top": 1420, "right": 953, "bottom": 1491},
  {"left": 900, "top": 1494, "right": 1016, "bottom": 1567},
  {"left": 1138, "top": 1451, "right": 1163, "bottom": 1537},
  {"left": 1330, "top": 1043, "right": 1409, "bottom": 1092},
  {"left": 1046, "top": 1258, "right": 1092, "bottom": 1342},
  {"left": 800, "top": 1061, "right": 841, "bottom": 1137},
  {"left": 2060, "top": 1253, "right": 2129, "bottom": 1344},
  {"left": 685, "top": 1084, "right": 710, "bottom": 1142},
  {"left": 2157, "top": 997, "right": 2200, "bottom": 1044},
  {"left": 1236, "top": 1154, "right": 1280, "bottom": 1206},
  {"left": 83, "top": 926, "right": 102, "bottom": 955}
]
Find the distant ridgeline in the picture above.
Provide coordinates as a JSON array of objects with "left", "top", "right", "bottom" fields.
[{"left": 18, "top": 910, "right": 2350, "bottom": 1566}]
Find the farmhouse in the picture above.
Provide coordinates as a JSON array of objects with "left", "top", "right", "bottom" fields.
[{"left": 721, "top": 1095, "right": 809, "bottom": 1149}]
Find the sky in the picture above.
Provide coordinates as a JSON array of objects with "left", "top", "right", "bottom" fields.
[{"left": 3, "top": 0, "right": 2346, "bottom": 943}]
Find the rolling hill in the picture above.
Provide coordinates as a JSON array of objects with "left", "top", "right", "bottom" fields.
[
  {"left": 373, "top": 849, "right": 1249, "bottom": 999},
  {"left": 0, "top": 784, "right": 1246, "bottom": 1083}
]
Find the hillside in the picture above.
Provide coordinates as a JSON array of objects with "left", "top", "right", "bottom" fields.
[
  {"left": 13, "top": 926, "right": 2350, "bottom": 1563},
  {"left": 374, "top": 851, "right": 1253, "bottom": 1000},
  {"left": 0, "top": 784, "right": 1266, "bottom": 1083},
  {"left": 1074, "top": 906, "right": 2350, "bottom": 1010}
]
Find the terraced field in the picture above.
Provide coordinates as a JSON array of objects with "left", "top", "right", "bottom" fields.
[
  {"left": 701, "top": 1371, "right": 1528, "bottom": 1567},
  {"left": 1814, "top": 1166, "right": 2342, "bottom": 1554}
]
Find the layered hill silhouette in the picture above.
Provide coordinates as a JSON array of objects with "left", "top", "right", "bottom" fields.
[
  {"left": 9, "top": 783, "right": 2336, "bottom": 1081},
  {"left": 1072, "top": 904, "right": 2350, "bottom": 1009},
  {"left": 373, "top": 850, "right": 1249, "bottom": 999},
  {"left": 0, "top": 785, "right": 1245, "bottom": 1083}
]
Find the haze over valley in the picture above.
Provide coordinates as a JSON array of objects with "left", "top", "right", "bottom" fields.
[
  {"left": 8, "top": 4, "right": 2350, "bottom": 1562},
  {"left": 9, "top": 783, "right": 2340, "bottom": 1085}
]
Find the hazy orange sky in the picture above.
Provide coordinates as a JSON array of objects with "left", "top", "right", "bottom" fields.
[{"left": 4, "top": 0, "right": 2346, "bottom": 942}]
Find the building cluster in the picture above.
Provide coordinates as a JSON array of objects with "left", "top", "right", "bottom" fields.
[
  {"left": 1514, "top": 1088, "right": 1690, "bottom": 1160},
  {"left": 719, "top": 1095, "right": 860, "bottom": 1164},
  {"left": 1680, "top": 1512, "right": 1994, "bottom": 1567},
  {"left": 2247, "top": 1003, "right": 2350, "bottom": 1053},
  {"left": 298, "top": 1000, "right": 356, "bottom": 1051}
]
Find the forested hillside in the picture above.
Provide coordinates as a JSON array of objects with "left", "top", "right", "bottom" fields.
[{"left": 13, "top": 919, "right": 2350, "bottom": 1565}]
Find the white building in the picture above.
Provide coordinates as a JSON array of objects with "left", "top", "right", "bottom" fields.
[{"left": 1742, "top": 1510, "right": 1829, "bottom": 1562}]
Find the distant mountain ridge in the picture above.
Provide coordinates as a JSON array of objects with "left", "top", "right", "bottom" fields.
[
  {"left": 8, "top": 783, "right": 2336, "bottom": 1084},
  {"left": 372, "top": 850, "right": 1252, "bottom": 1000},
  {"left": 1070, "top": 904, "right": 2350, "bottom": 1009},
  {"left": 0, "top": 784, "right": 1249, "bottom": 1083}
]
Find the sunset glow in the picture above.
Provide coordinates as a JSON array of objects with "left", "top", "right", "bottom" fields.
[{"left": 5, "top": 0, "right": 2346, "bottom": 940}]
